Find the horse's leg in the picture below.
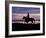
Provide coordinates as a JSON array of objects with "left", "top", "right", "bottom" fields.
[
  {"left": 33, "top": 21, "right": 34, "bottom": 24},
  {"left": 31, "top": 21, "right": 33, "bottom": 24},
  {"left": 33, "top": 20, "right": 35, "bottom": 24},
  {"left": 27, "top": 22, "right": 28, "bottom": 24},
  {"left": 32, "top": 20, "right": 35, "bottom": 24},
  {"left": 32, "top": 21, "right": 33, "bottom": 24}
]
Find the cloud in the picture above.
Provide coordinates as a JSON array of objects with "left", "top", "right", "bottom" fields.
[{"left": 12, "top": 7, "right": 40, "bottom": 14}]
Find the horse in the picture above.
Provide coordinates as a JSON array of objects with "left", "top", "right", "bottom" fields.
[{"left": 23, "top": 16, "right": 35, "bottom": 24}]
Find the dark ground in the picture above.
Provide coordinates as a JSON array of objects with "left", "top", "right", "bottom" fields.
[{"left": 12, "top": 23, "right": 40, "bottom": 31}]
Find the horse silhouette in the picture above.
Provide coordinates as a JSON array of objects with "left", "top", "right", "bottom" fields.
[{"left": 23, "top": 16, "right": 35, "bottom": 24}]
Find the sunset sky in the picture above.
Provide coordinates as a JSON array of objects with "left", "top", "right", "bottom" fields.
[
  {"left": 12, "top": 7, "right": 40, "bottom": 21},
  {"left": 12, "top": 7, "right": 40, "bottom": 14}
]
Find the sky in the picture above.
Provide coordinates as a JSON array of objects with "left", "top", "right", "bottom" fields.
[
  {"left": 12, "top": 7, "right": 40, "bottom": 14},
  {"left": 12, "top": 7, "right": 40, "bottom": 21}
]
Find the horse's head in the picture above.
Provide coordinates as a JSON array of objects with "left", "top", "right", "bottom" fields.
[{"left": 23, "top": 16, "right": 26, "bottom": 19}]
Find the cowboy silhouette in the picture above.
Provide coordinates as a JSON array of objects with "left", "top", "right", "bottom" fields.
[
  {"left": 23, "top": 13, "right": 35, "bottom": 24},
  {"left": 26, "top": 13, "right": 29, "bottom": 19}
]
